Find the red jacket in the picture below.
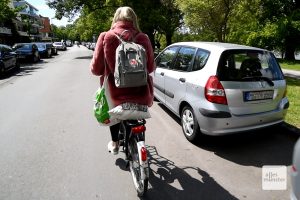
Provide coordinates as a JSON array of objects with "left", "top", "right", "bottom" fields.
[{"left": 90, "top": 21, "right": 155, "bottom": 107}]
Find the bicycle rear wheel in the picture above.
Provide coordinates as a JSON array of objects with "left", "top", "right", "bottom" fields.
[{"left": 128, "top": 137, "right": 149, "bottom": 197}]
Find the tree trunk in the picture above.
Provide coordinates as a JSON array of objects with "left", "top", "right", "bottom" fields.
[
  {"left": 284, "top": 37, "right": 296, "bottom": 60},
  {"left": 285, "top": 45, "right": 296, "bottom": 60},
  {"left": 145, "top": 30, "right": 155, "bottom": 50},
  {"left": 166, "top": 33, "right": 172, "bottom": 46}
]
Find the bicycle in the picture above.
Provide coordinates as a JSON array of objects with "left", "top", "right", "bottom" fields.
[{"left": 118, "top": 119, "right": 149, "bottom": 197}]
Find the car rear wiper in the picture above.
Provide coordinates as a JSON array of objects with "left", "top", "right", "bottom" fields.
[{"left": 241, "top": 76, "right": 274, "bottom": 86}]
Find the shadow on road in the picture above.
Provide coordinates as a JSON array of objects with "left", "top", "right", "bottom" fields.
[
  {"left": 74, "top": 56, "right": 93, "bottom": 60},
  {"left": 197, "top": 126, "right": 299, "bottom": 167},
  {"left": 143, "top": 146, "right": 238, "bottom": 200},
  {"left": 17, "top": 65, "right": 43, "bottom": 76},
  {"left": 0, "top": 62, "right": 45, "bottom": 80},
  {"left": 156, "top": 101, "right": 300, "bottom": 167}
]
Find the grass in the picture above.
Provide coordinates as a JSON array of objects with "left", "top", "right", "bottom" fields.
[
  {"left": 284, "top": 77, "right": 300, "bottom": 128},
  {"left": 275, "top": 59, "right": 300, "bottom": 128},
  {"left": 277, "top": 59, "right": 300, "bottom": 71}
]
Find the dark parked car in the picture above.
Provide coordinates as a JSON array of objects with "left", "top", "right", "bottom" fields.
[
  {"left": 45, "top": 43, "right": 57, "bottom": 55},
  {"left": 0, "top": 44, "right": 20, "bottom": 76},
  {"left": 12, "top": 43, "right": 40, "bottom": 63},
  {"left": 33, "top": 42, "right": 52, "bottom": 58}
]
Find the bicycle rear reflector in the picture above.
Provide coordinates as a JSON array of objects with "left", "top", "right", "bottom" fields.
[{"left": 141, "top": 147, "right": 147, "bottom": 161}]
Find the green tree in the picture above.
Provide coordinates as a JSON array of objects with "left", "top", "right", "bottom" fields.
[
  {"left": 0, "top": 0, "right": 16, "bottom": 23},
  {"left": 259, "top": 0, "right": 300, "bottom": 60},
  {"left": 46, "top": 0, "right": 182, "bottom": 47},
  {"left": 226, "top": 0, "right": 261, "bottom": 45},
  {"left": 156, "top": 0, "right": 183, "bottom": 46},
  {"left": 75, "top": 6, "right": 114, "bottom": 42},
  {"left": 176, "top": 0, "right": 239, "bottom": 42}
]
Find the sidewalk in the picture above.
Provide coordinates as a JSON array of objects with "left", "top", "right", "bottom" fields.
[{"left": 282, "top": 69, "right": 300, "bottom": 79}]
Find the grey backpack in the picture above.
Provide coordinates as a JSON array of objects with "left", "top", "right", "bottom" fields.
[{"left": 114, "top": 31, "right": 147, "bottom": 88}]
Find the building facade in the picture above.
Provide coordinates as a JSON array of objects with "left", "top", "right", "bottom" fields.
[
  {"left": 13, "top": 0, "right": 43, "bottom": 42},
  {"left": 0, "top": 0, "right": 54, "bottom": 45},
  {"left": 39, "top": 17, "right": 53, "bottom": 42}
]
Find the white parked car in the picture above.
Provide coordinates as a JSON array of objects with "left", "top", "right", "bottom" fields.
[
  {"left": 53, "top": 42, "right": 66, "bottom": 51},
  {"left": 291, "top": 138, "right": 300, "bottom": 200},
  {"left": 154, "top": 42, "right": 289, "bottom": 142}
]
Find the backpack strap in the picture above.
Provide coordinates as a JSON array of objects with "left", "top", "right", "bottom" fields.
[{"left": 115, "top": 30, "right": 135, "bottom": 42}]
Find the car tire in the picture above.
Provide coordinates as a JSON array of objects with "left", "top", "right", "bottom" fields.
[
  {"left": 181, "top": 105, "right": 201, "bottom": 143},
  {"left": 32, "top": 53, "right": 38, "bottom": 63},
  {"left": 0, "top": 64, "right": 5, "bottom": 77},
  {"left": 15, "top": 60, "right": 20, "bottom": 71}
]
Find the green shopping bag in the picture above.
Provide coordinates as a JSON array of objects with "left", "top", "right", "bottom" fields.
[{"left": 94, "top": 87, "right": 110, "bottom": 124}]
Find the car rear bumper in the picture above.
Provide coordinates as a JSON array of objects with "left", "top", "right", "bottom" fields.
[{"left": 196, "top": 100, "right": 289, "bottom": 136}]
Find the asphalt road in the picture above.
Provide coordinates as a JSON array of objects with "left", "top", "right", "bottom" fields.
[{"left": 0, "top": 46, "right": 298, "bottom": 200}]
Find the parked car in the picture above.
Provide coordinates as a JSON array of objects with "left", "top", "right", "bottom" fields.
[
  {"left": 291, "top": 138, "right": 300, "bottom": 200},
  {"left": 154, "top": 42, "right": 289, "bottom": 142},
  {"left": 0, "top": 44, "right": 20, "bottom": 76},
  {"left": 12, "top": 43, "right": 40, "bottom": 63},
  {"left": 89, "top": 42, "right": 96, "bottom": 51},
  {"left": 33, "top": 42, "right": 52, "bottom": 58},
  {"left": 45, "top": 42, "right": 57, "bottom": 55},
  {"left": 53, "top": 42, "right": 67, "bottom": 51}
]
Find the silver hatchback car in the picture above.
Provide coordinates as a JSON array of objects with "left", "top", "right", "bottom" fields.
[{"left": 154, "top": 42, "right": 289, "bottom": 142}]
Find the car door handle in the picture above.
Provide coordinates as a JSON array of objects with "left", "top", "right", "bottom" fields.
[
  {"left": 179, "top": 78, "right": 186, "bottom": 82},
  {"left": 160, "top": 72, "right": 164, "bottom": 76}
]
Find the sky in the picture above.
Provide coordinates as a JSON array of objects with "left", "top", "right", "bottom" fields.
[{"left": 25, "top": 0, "right": 77, "bottom": 27}]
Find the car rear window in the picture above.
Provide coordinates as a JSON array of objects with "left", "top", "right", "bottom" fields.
[
  {"left": 217, "top": 50, "right": 284, "bottom": 81},
  {"left": 36, "top": 43, "right": 46, "bottom": 48},
  {"left": 13, "top": 44, "right": 30, "bottom": 50}
]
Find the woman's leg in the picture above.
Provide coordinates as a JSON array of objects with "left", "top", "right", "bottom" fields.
[
  {"left": 109, "top": 123, "right": 120, "bottom": 142},
  {"left": 108, "top": 123, "right": 120, "bottom": 154}
]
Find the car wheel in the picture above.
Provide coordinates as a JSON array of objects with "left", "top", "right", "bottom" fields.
[
  {"left": 15, "top": 60, "right": 20, "bottom": 71},
  {"left": 32, "top": 52, "right": 38, "bottom": 62},
  {"left": 0, "top": 64, "right": 5, "bottom": 76},
  {"left": 48, "top": 50, "right": 52, "bottom": 58},
  {"left": 181, "top": 105, "right": 201, "bottom": 143}
]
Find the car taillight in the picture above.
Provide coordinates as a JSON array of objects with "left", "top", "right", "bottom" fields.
[
  {"left": 205, "top": 76, "right": 227, "bottom": 105},
  {"left": 131, "top": 125, "right": 146, "bottom": 134}
]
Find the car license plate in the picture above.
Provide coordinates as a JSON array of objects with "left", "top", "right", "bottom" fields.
[{"left": 244, "top": 90, "right": 274, "bottom": 101}]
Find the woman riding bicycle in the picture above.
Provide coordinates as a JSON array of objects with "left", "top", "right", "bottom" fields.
[{"left": 90, "top": 6, "right": 155, "bottom": 155}]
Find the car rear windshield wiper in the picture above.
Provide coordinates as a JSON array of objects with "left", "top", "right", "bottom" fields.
[{"left": 241, "top": 76, "right": 274, "bottom": 86}]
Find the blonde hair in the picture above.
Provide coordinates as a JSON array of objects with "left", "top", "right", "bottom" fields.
[{"left": 112, "top": 6, "right": 141, "bottom": 32}]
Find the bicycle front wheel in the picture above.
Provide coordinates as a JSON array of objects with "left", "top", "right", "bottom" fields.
[{"left": 129, "top": 138, "right": 149, "bottom": 197}]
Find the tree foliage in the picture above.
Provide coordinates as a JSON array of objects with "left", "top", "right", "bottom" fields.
[
  {"left": 258, "top": 0, "right": 300, "bottom": 60},
  {"left": 46, "top": 0, "right": 182, "bottom": 47},
  {"left": 176, "top": 0, "right": 239, "bottom": 42},
  {"left": 47, "top": 0, "right": 300, "bottom": 60},
  {"left": 0, "top": 0, "right": 18, "bottom": 23}
]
